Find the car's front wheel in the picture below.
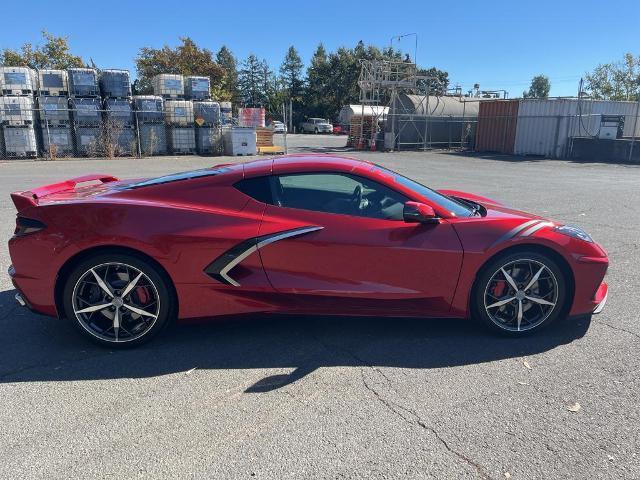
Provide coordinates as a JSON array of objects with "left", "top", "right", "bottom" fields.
[
  {"left": 63, "top": 252, "right": 174, "bottom": 347},
  {"left": 473, "top": 251, "right": 567, "bottom": 336}
]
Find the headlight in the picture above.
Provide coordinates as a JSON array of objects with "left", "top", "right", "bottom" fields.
[{"left": 554, "top": 225, "right": 593, "bottom": 243}]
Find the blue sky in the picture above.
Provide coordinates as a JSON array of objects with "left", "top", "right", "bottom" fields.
[{"left": 1, "top": 0, "right": 638, "bottom": 97}]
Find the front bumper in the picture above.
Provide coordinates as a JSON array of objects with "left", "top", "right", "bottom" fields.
[{"left": 592, "top": 282, "right": 608, "bottom": 314}]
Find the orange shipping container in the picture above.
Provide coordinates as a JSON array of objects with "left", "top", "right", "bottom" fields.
[{"left": 475, "top": 100, "right": 519, "bottom": 154}]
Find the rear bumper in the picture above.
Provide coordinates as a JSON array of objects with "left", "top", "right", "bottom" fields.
[{"left": 592, "top": 282, "right": 608, "bottom": 314}]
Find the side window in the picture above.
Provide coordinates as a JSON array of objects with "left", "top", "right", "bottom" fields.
[
  {"left": 274, "top": 173, "right": 408, "bottom": 221},
  {"left": 234, "top": 176, "right": 273, "bottom": 204}
]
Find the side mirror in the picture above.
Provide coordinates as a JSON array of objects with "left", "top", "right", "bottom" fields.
[{"left": 403, "top": 201, "right": 440, "bottom": 224}]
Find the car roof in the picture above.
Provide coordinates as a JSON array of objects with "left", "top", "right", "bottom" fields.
[{"left": 241, "top": 154, "right": 372, "bottom": 177}]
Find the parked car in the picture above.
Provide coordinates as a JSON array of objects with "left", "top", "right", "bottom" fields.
[
  {"left": 300, "top": 117, "right": 333, "bottom": 134},
  {"left": 8, "top": 156, "right": 608, "bottom": 347},
  {"left": 269, "top": 121, "right": 287, "bottom": 133}
]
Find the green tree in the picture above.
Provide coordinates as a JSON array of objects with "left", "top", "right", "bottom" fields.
[
  {"left": 523, "top": 74, "right": 551, "bottom": 98},
  {"left": 238, "top": 54, "right": 266, "bottom": 107},
  {"left": 1, "top": 30, "right": 84, "bottom": 69},
  {"left": 135, "top": 37, "right": 225, "bottom": 95},
  {"left": 416, "top": 67, "right": 450, "bottom": 95},
  {"left": 303, "top": 44, "right": 332, "bottom": 118},
  {"left": 280, "top": 46, "right": 304, "bottom": 100},
  {"left": 216, "top": 45, "right": 240, "bottom": 104},
  {"left": 586, "top": 53, "right": 640, "bottom": 101}
]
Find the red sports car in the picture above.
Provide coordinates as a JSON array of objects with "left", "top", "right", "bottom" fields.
[{"left": 8, "top": 155, "right": 608, "bottom": 347}]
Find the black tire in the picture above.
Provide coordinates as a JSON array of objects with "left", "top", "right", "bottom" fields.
[
  {"left": 472, "top": 250, "right": 567, "bottom": 336},
  {"left": 62, "top": 252, "right": 175, "bottom": 348}
]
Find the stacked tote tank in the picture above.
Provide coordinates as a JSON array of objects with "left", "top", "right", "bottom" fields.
[
  {"left": 193, "top": 100, "right": 221, "bottom": 154},
  {"left": 68, "top": 68, "right": 101, "bottom": 156},
  {"left": 100, "top": 69, "right": 135, "bottom": 156},
  {"left": 133, "top": 95, "right": 167, "bottom": 155},
  {"left": 164, "top": 99, "right": 195, "bottom": 154},
  {"left": 0, "top": 67, "right": 38, "bottom": 158},
  {"left": 35, "top": 70, "right": 73, "bottom": 157}
]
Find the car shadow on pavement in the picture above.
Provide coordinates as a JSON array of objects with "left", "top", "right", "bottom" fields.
[{"left": 0, "top": 288, "right": 592, "bottom": 391}]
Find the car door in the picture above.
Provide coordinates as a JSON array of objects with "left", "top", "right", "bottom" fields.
[{"left": 256, "top": 172, "right": 464, "bottom": 316}]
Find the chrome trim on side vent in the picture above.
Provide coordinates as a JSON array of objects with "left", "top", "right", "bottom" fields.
[{"left": 205, "top": 226, "right": 324, "bottom": 286}]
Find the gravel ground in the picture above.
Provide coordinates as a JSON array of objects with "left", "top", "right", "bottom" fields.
[{"left": 0, "top": 134, "right": 638, "bottom": 479}]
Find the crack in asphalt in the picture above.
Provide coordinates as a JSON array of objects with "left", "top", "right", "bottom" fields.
[
  {"left": 307, "top": 325, "right": 494, "bottom": 479},
  {"left": 594, "top": 320, "right": 640, "bottom": 341}
]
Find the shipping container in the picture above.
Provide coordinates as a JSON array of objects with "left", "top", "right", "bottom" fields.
[
  {"left": 138, "top": 124, "right": 167, "bottom": 155},
  {"left": 133, "top": 95, "right": 164, "bottom": 123},
  {"left": 168, "top": 126, "right": 196, "bottom": 154},
  {"left": 152, "top": 74, "right": 184, "bottom": 98},
  {"left": 184, "top": 76, "right": 211, "bottom": 100},
  {"left": 38, "top": 69, "right": 69, "bottom": 96},
  {"left": 475, "top": 100, "right": 519, "bottom": 154},
  {"left": 2, "top": 126, "right": 37, "bottom": 158},
  {"left": 223, "top": 126, "right": 257, "bottom": 155},
  {"left": 68, "top": 68, "right": 99, "bottom": 97},
  {"left": 99, "top": 69, "right": 132, "bottom": 98},
  {"left": 0, "top": 96, "right": 35, "bottom": 126},
  {"left": 37, "top": 96, "right": 71, "bottom": 126},
  {"left": 164, "top": 100, "right": 194, "bottom": 126},
  {"left": 0, "top": 66, "right": 36, "bottom": 96},
  {"left": 40, "top": 126, "right": 74, "bottom": 157},
  {"left": 514, "top": 99, "right": 640, "bottom": 158}
]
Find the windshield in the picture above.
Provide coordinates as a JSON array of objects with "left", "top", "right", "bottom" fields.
[{"left": 373, "top": 165, "right": 474, "bottom": 217}]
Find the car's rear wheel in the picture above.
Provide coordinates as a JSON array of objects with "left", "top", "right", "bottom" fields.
[
  {"left": 63, "top": 253, "right": 174, "bottom": 347},
  {"left": 473, "top": 251, "right": 567, "bottom": 336}
]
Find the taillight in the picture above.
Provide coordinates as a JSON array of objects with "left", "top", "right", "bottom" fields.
[{"left": 14, "top": 216, "right": 46, "bottom": 236}]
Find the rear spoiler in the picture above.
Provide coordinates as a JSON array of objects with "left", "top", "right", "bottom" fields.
[{"left": 10, "top": 174, "right": 119, "bottom": 213}]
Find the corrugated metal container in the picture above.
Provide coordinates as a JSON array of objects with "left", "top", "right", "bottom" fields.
[
  {"left": 475, "top": 100, "right": 519, "bottom": 153},
  {"left": 168, "top": 127, "right": 196, "bottom": 154},
  {"left": 139, "top": 124, "right": 167, "bottom": 155},
  {"left": 193, "top": 101, "right": 220, "bottom": 126},
  {"left": 0, "top": 66, "right": 36, "bottom": 96},
  {"left": 38, "top": 69, "right": 69, "bottom": 96},
  {"left": 68, "top": 68, "right": 99, "bottom": 97},
  {"left": 2, "top": 126, "right": 38, "bottom": 158},
  {"left": 133, "top": 95, "right": 164, "bottom": 123},
  {"left": 223, "top": 126, "right": 257, "bottom": 155},
  {"left": 104, "top": 98, "right": 134, "bottom": 126},
  {"left": 152, "top": 74, "right": 184, "bottom": 98},
  {"left": 164, "top": 100, "right": 193, "bottom": 126},
  {"left": 514, "top": 99, "right": 640, "bottom": 158},
  {"left": 69, "top": 97, "right": 101, "bottom": 126},
  {"left": 99, "top": 69, "right": 132, "bottom": 98},
  {"left": 196, "top": 127, "right": 221, "bottom": 154},
  {"left": 0, "top": 96, "right": 35, "bottom": 126},
  {"left": 37, "top": 96, "right": 70, "bottom": 125},
  {"left": 184, "top": 76, "right": 211, "bottom": 100},
  {"left": 74, "top": 126, "right": 100, "bottom": 156},
  {"left": 40, "top": 126, "right": 74, "bottom": 156}
]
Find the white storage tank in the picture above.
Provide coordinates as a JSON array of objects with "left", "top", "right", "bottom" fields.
[
  {"left": 0, "top": 67, "right": 36, "bottom": 96},
  {"left": 139, "top": 124, "right": 167, "bottom": 155},
  {"left": 133, "top": 95, "right": 164, "bottom": 123},
  {"left": 168, "top": 126, "right": 196, "bottom": 154},
  {"left": 69, "top": 97, "right": 102, "bottom": 126},
  {"left": 220, "top": 101, "right": 232, "bottom": 124},
  {"left": 37, "top": 96, "right": 70, "bottom": 126},
  {"left": 193, "top": 101, "right": 220, "bottom": 126},
  {"left": 2, "top": 126, "right": 38, "bottom": 158},
  {"left": 38, "top": 69, "right": 69, "bottom": 96},
  {"left": 68, "top": 68, "right": 99, "bottom": 97},
  {"left": 196, "top": 127, "right": 221, "bottom": 155},
  {"left": 222, "top": 126, "right": 257, "bottom": 156},
  {"left": 164, "top": 100, "right": 193, "bottom": 126},
  {"left": 0, "top": 96, "right": 35, "bottom": 126},
  {"left": 40, "top": 126, "right": 74, "bottom": 157},
  {"left": 104, "top": 98, "right": 134, "bottom": 126},
  {"left": 152, "top": 74, "right": 184, "bottom": 98},
  {"left": 99, "top": 69, "right": 132, "bottom": 98},
  {"left": 184, "top": 76, "right": 211, "bottom": 100}
]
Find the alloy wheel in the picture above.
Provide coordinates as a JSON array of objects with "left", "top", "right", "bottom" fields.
[
  {"left": 483, "top": 258, "right": 559, "bottom": 332},
  {"left": 71, "top": 262, "right": 161, "bottom": 343}
]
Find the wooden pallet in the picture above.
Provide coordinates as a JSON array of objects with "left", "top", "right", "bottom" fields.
[{"left": 256, "top": 127, "right": 274, "bottom": 147}]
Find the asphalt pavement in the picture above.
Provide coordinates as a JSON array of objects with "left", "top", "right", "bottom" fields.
[{"left": 0, "top": 134, "right": 638, "bottom": 479}]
